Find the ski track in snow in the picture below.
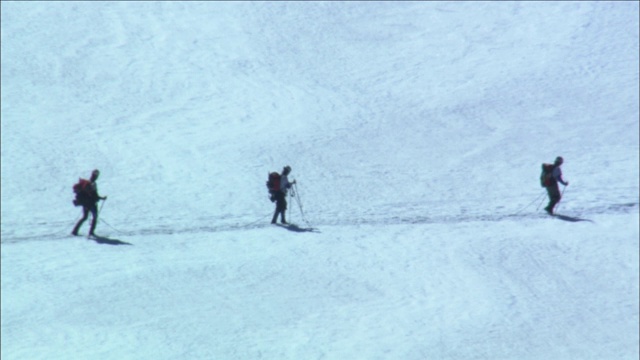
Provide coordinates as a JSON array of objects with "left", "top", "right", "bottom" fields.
[{"left": 3, "top": 201, "right": 637, "bottom": 244}]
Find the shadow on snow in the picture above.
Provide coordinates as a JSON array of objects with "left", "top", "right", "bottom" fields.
[
  {"left": 275, "top": 224, "right": 320, "bottom": 233},
  {"left": 89, "top": 235, "right": 133, "bottom": 246},
  {"left": 552, "top": 214, "right": 594, "bottom": 223}
]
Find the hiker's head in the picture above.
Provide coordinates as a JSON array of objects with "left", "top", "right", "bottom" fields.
[
  {"left": 554, "top": 156, "right": 564, "bottom": 166},
  {"left": 283, "top": 166, "right": 291, "bottom": 175},
  {"left": 91, "top": 169, "right": 100, "bottom": 181}
]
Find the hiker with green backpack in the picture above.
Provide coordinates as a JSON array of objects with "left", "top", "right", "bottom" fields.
[{"left": 540, "top": 156, "right": 569, "bottom": 215}]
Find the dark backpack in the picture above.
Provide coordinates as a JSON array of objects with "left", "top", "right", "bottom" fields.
[
  {"left": 266, "top": 172, "right": 281, "bottom": 201},
  {"left": 540, "top": 163, "right": 554, "bottom": 187},
  {"left": 72, "top": 178, "right": 91, "bottom": 206}
]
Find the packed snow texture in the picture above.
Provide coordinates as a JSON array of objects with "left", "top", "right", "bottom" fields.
[{"left": 2, "top": 2, "right": 638, "bottom": 359}]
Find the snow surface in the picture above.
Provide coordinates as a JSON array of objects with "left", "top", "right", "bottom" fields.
[{"left": 2, "top": 2, "right": 639, "bottom": 359}]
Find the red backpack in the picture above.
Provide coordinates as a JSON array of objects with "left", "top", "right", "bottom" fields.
[
  {"left": 266, "top": 172, "right": 281, "bottom": 193},
  {"left": 540, "top": 163, "right": 554, "bottom": 187},
  {"left": 266, "top": 172, "right": 281, "bottom": 202},
  {"left": 72, "top": 178, "right": 91, "bottom": 206}
]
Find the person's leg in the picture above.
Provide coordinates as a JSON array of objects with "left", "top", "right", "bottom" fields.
[
  {"left": 72, "top": 207, "right": 89, "bottom": 235},
  {"left": 544, "top": 188, "right": 552, "bottom": 213},
  {"left": 272, "top": 192, "right": 284, "bottom": 223},
  {"left": 545, "top": 185, "right": 560, "bottom": 214},
  {"left": 88, "top": 205, "right": 98, "bottom": 236},
  {"left": 550, "top": 192, "right": 561, "bottom": 213}
]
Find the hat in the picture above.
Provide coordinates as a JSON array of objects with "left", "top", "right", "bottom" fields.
[{"left": 554, "top": 156, "right": 564, "bottom": 165}]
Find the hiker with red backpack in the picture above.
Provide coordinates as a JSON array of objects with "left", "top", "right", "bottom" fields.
[
  {"left": 72, "top": 169, "right": 107, "bottom": 237},
  {"left": 540, "top": 156, "right": 569, "bottom": 214},
  {"left": 267, "top": 165, "right": 296, "bottom": 224}
]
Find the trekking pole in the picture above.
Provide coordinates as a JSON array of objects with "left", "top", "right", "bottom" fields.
[
  {"left": 514, "top": 191, "right": 546, "bottom": 215},
  {"left": 555, "top": 185, "right": 567, "bottom": 213},
  {"left": 287, "top": 190, "right": 293, "bottom": 223},
  {"left": 535, "top": 192, "right": 547, "bottom": 211},
  {"left": 288, "top": 181, "right": 299, "bottom": 224},
  {"left": 246, "top": 213, "right": 273, "bottom": 228},
  {"left": 100, "top": 218, "right": 126, "bottom": 234},
  {"left": 68, "top": 212, "right": 83, "bottom": 235},
  {"left": 98, "top": 198, "right": 106, "bottom": 215},
  {"left": 292, "top": 182, "right": 312, "bottom": 227},
  {"left": 96, "top": 198, "right": 124, "bottom": 234}
]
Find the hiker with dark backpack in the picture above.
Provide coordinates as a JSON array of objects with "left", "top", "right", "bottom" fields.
[
  {"left": 267, "top": 165, "right": 296, "bottom": 224},
  {"left": 72, "top": 169, "right": 107, "bottom": 237},
  {"left": 540, "top": 156, "right": 569, "bottom": 214}
]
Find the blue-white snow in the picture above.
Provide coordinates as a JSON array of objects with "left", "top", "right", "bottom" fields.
[{"left": 1, "top": 2, "right": 639, "bottom": 359}]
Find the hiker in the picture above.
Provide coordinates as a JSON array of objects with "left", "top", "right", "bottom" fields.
[
  {"left": 271, "top": 165, "right": 296, "bottom": 224},
  {"left": 72, "top": 169, "right": 107, "bottom": 237},
  {"left": 543, "top": 156, "right": 569, "bottom": 214}
]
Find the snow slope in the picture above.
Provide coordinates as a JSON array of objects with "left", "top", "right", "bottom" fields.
[{"left": 2, "top": 2, "right": 638, "bottom": 359}]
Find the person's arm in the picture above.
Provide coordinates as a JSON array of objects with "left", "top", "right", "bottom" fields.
[
  {"left": 280, "top": 176, "right": 289, "bottom": 191},
  {"left": 553, "top": 167, "right": 569, "bottom": 186},
  {"left": 93, "top": 183, "right": 107, "bottom": 200}
]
